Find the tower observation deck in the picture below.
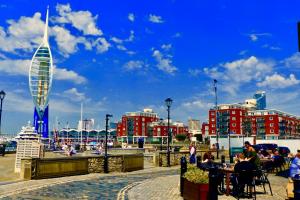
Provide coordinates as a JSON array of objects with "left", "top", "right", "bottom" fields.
[{"left": 29, "top": 7, "right": 53, "bottom": 138}]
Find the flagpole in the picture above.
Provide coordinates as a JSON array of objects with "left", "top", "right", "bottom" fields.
[{"left": 80, "top": 103, "right": 83, "bottom": 148}]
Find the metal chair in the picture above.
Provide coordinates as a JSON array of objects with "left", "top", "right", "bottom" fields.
[
  {"left": 236, "top": 169, "right": 256, "bottom": 200},
  {"left": 254, "top": 169, "right": 273, "bottom": 196}
]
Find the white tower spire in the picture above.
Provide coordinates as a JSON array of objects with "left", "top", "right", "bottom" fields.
[{"left": 43, "top": 6, "right": 49, "bottom": 44}]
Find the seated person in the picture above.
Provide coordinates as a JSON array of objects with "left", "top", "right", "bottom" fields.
[
  {"left": 290, "top": 152, "right": 300, "bottom": 178},
  {"left": 203, "top": 151, "right": 215, "bottom": 162},
  {"left": 257, "top": 150, "right": 265, "bottom": 159},
  {"left": 271, "top": 150, "right": 281, "bottom": 161},
  {"left": 231, "top": 154, "right": 256, "bottom": 196}
]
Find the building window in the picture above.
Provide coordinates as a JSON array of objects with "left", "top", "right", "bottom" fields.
[
  {"left": 212, "top": 124, "right": 215, "bottom": 127},
  {"left": 240, "top": 111, "right": 242, "bottom": 115},
  {"left": 212, "top": 130, "right": 215, "bottom": 133},
  {"left": 211, "top": 112, "right": 215, "bottom": 116},
  {"left": 270, "top": 129, "right": 274, "bottom": 133},
  {"left": 232, "top": 123, "right": 236, "bottom": 127},
  {"left": 269, "top": 117, "right": 273, "bottom": 120},
  {"left": 142, "top": 118, "right": 145, "bottom": 121},
  {"left": 211, "top": 118, "right": 215, "bottom": 122},
  {"left": 270, "top": 123, "right": 274, "bottom": 127},
  {"left": 232, "top": 117, "right": 236, "bottom": 121},
  {"left": 232, "top": 111, "right": 236, "bottom": 114}
]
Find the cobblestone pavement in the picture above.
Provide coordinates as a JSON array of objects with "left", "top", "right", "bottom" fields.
[
  {"left": 0, "top": 157, "right": 290, "bottom": 200},
  {"left": 128, "top": 173, "right": 288, "bottom": 200},
  {"left": 128, "top": 175, "right": 181, "bottom": 200},
  {"left": 1, "top": 166, "right": 179, "bottom": 200}
]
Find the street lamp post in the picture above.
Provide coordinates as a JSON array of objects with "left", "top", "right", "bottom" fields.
[
  {"left": 165, "top": 98, "right": 173, "bottom": 167},
  {"left": 159, "top": 118, "right": 163, "bottom": 151},
  {"left": 228, "top": 130, "right": 233, "bottom": 163},
  {"left": 213, "top": 79, "right": 219, "bottom": 159},
  {"left": 0, "top": 90, "right": 5, "bottom": 135},
  {"left": 104, "top": 114, "right": 113, "bottom": 173}
]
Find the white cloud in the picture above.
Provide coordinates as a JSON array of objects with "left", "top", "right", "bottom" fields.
[
  {"left": 0, "top": 12, "right": 44, "bottom": 53},
  {"left": 54, "top": 67, "right": 87, "bottom": 84},
  {"left": 152, "top": 49, "right": 177, "bottom": 74},
  {"left": 188, "top": 68, "right": 201, "bottom": 77},
  {"left": 283, "top": 53, "right": 300, "bottom": 68},
  {"left": 5, "top": 91, "right": 33, "bottom": 113},
  {"left": 123, "top": 60, "right": 146, "bottom": 71},
  {"left": 62, "top": 88, "right": 88, "bottom": 102},
  {"left": 161, "top": 44, "right": 172, "bottom": 51},
  {"left": 248, "top": 33, "right": 271, "bottom": 42},
  {"left": 128, "top": 13, "right": 135, "bottom": 22},
  {"left": 257, "top": 73, "right": 300, "bottom": 89},
  {"left": 182, "top": 100, "right": 213, "bottom": 110},
  {"left": 239, "top": 50, "right": 247, "bottom": 55},
  {"left": 52, "top": 25, "right": 92, "bottom": 56},
  {"left": 149, "top": 14, "right": 164, "bottom": 23},
  {"left": 0, "top": 58, "right": 86, "bottom": 84},
  {"left": 126, "top": 30, "right": 135, "bottom": 42},
  {"left": 204, "top": 56, "right": 274, "bottom": 94},
  {"left": 111, "top": 37, "right": 123, "bottom": 44},
  {"left": 172, "top": 32, "right": 181, "bottom": 38},
  {"left": 54, "top": 3, "right": 102, "bottom": 36},
  {"left": 0, "top": 59, "right": 30, "bottom": 75},
  {"left": 93, "top": 37, "right": 111, "bottom": 53},
  {"left": 262, "top": 44, "right": 281, "bottom": 51},
  {"left": 250, "top": 34, "right": 258, "bottom": 41},
  {"left": 117, "top": 45, "right": 127, "bottom": 51}
]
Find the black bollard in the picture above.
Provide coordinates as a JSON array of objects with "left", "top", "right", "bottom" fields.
[
  {"left": 180, "top": 156, "right": 187, "bottom": 196},
  {"left": 209, "top": 167, "right": 219, "bottom": 200},
  {"left": 293, "top": 177, "right": 300, "bottom": 199},
  {"left": 221, "top": 155, "right": 225, "bottom": 164},
  {"left": 197, "top": 155, "right": 202, "bottom": 168}
]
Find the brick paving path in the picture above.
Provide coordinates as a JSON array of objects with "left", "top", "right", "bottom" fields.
[
  {"left": 0, "top": 156, "right": 290, "bottom": 200},
  {"left": 0, "top": 166, "right": 179, "bottom": 199},
  {"left": 127, "top": 173, "right": 288, "bottom": 200},
  {"left": 128, "top": 175, "right": 181, "bottom": 200}
]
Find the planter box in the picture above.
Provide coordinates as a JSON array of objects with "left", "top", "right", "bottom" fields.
[{"left": 182, "top": 178, "right": 209, "bottom": 200}]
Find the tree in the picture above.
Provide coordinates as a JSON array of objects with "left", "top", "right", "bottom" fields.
[
  {"left": 194, "top": 134, "right": 203, "bottom": 142},
  {"left": 175, "top": 134, "right": 187, "bottom": 141}
]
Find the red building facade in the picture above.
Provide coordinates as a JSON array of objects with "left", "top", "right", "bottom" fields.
[
  {"left": 117, "top": 109, "right": 158, "bottom": 143},
  {"left": 208, "top": 104, "right": 300, "bottom": 139},
  {"left": 209, "top": 104, "right": 247, "bottom": 136},
  {"left": 117, "top": 109, "right": 189, "bottom": 143}
]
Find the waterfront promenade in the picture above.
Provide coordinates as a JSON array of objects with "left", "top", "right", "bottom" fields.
[{"left": 0, "top": 154, "right": 289, "bottom": 200}]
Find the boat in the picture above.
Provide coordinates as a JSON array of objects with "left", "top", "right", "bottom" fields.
[{"left": 15, "top": 122, "right": 41, "bottom": 142}]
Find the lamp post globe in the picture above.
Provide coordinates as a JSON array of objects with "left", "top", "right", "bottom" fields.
[
  {"left": 165, "top": 98, "right": 173, "bottom": 107},
  {"left": 0, "top": 90, "right": 5, "bottom": 135},
  {"left": 0, "top": 91, "right": 5, "bottom": 100},
  {"left": 165, "top": 97, "right": 173, "bottom": 167}
]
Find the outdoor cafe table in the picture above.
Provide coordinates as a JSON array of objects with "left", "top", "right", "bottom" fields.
[
  {"left": 260, "top": 158, "right": 273, "bottom": 170},
  {"left": 220, "top": 166, "right": 235, "bottom": 196}
]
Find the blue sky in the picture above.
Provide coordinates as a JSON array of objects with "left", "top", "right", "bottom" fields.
[{"left": 1, "top": 0, "right": 300, "bottom": 133}]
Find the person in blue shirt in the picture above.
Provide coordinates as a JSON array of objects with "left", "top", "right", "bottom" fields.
[{"left": 290, "top": 153, "right": 300, "bottom": 178}]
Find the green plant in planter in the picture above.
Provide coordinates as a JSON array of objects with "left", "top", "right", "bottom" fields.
[{"left": 184, "top": 164, "right": 209, "bottom": 184}]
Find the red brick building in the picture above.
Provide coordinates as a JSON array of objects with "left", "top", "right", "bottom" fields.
[
  {"left": 117, "top": 108, "right": 189, "bottom": 143},
  {"left": 247, "top": 110, "right": 300, "bottom": 139},
  {"left": 208, "top": 104, "right": 300, "bottom": 139},
  {"left": 209, "top": 104, "right": 247, "bottom": 136},
  {"left": 150, "top": 121, "right": 189, "bottom": 141},
  {"left": 117, "top": 108, "right": 158, "bottom": 143}
]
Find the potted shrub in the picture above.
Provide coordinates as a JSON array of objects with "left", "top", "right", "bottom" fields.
[{"left": 183, "top": 165, "right": 209, "bottom": 200}]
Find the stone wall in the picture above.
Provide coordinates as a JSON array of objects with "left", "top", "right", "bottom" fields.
[
  {"left": 156, "top": 150, "right": 222, "bottom": 167},
  {"left": 21, "top": 154, "right": 144, "bottom": 180}
]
